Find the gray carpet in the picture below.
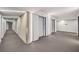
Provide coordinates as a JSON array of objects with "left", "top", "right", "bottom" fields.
[{"left": 0, "top": 30, "right": 79, "bottom": 52}]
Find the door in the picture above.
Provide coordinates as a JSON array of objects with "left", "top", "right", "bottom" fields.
[
  {"left": 52, "top": 20, "right": 55, "bottom": 33},
  {"left": 32, "top": 14, "right": 46, "bottom": 41},
  {"left": 39, "top": 16, "right": 46, "bottom": 37}
]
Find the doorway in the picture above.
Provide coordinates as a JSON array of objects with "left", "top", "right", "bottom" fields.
[{"left": 7, "top": 22, "right": 13, "bottom": 30}]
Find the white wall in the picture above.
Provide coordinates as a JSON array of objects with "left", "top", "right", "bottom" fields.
[
  {"left": 1, "top": 17, "right": 6, "bottom": 39},
  {"left": 46, "top": 14, "right": 51, "bottom": 35},
  {"left": 45, "top": 14, "right": 78, "bottom": 36},
  {"left": 57, "top": 19, "right": 78, "bottom": 33},
  {"left": 0, "top": 15, "right": 7, "bottom": 43}
]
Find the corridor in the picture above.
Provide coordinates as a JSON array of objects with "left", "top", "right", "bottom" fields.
[
  {"left": 0, "top": 30, "right": 25, "bottom": 52},
  {"left": 0, "top": 30, "right": 79, "bottom": 52},
  {"left": 0, "top": 7, "right": 79, "bottom": 52}
]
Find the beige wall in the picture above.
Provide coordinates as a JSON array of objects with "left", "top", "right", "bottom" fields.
[
  {"left": 15, "top": 12, "right": 33, "bottom": 44},
  {"left": 26, "top": 12, "right": 33, "bottom": 44},
  {"left": 17, "top": 12, "right": 27, "bottom": 43}
]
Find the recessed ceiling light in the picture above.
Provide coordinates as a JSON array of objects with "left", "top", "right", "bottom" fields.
[{"left": 60, "top": 20, "right": 65, "bottom": 23}]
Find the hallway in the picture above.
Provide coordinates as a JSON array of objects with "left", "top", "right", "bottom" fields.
[
  {"left": 0, "top": 30, "right": 25, "bottom": 52},
  {"left": 0, "top": 30, "right": 79, "bottom": 52}
]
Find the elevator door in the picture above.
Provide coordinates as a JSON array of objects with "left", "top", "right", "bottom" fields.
[
  {"left": 39, "top": 16, "right": 46, "bottom": 37},
  {"left": 32, "top": 14, "right": 46, "bottom": 41}
]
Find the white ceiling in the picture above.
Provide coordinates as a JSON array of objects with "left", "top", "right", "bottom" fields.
[{"left": 0, "top": 7, "right": 79, "bottom": 19}]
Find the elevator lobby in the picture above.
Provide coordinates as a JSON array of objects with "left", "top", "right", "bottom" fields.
[{"left": 0, "top": 7, "right": 79, "bottom": 52}]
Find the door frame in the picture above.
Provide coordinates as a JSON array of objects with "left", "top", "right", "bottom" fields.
[{"left": 43, "top": 17, "right": 46, "bottom": 36}]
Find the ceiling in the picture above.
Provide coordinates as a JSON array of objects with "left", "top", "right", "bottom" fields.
[
  {"left": 0, "top": 10, "right": 25, "bottom": 16},
  {"left": 0, "top": 7, "right": 79, "bottom": 19}
]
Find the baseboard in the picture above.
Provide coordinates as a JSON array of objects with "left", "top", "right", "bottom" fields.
[{"left": 57, "top": 31, "right": 77, "bottom": 34}]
